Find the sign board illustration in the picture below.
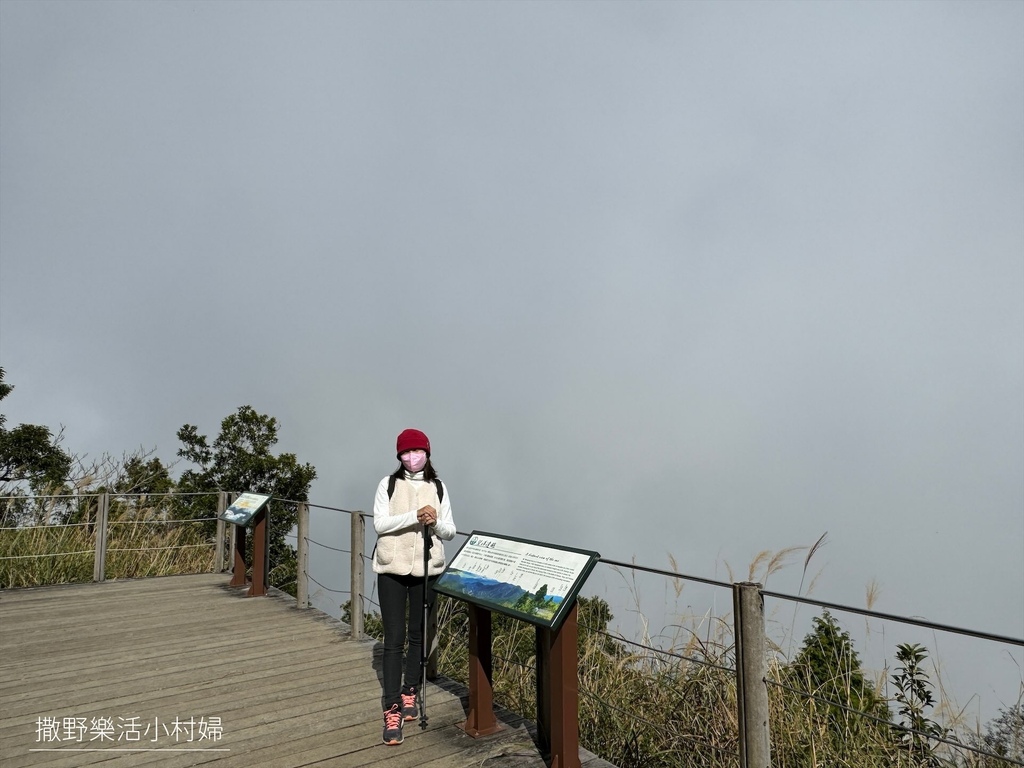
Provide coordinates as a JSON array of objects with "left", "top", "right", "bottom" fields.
[{"left": 219, "top": 493, "right": 271, "bottom": 527}]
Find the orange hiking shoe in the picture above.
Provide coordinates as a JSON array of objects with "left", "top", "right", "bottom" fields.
[
  {"left": 382, "top": 704, "right": 403, "bottom": 745},
  {"left": 401, "top": 687, "right": 419, "bottom": 721}
]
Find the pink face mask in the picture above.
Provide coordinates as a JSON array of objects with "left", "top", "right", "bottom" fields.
[{"left": 400, "top": 450, "right": 427, "bottom": 473}]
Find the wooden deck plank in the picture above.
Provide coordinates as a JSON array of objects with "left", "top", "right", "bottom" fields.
[{"left": 0, "top": 574, "right": 615, "bottom": 768}]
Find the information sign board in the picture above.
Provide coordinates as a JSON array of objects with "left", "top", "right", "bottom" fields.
[
  {"left": 433, "top": 531, "right": 600, "bottom": 632},
  {"left": 219, "top": 493, "right": 271, "bottom": 527}
]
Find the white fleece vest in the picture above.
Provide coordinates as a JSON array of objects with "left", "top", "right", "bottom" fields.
[{"left": 372, "top": 477, "right": 446, "bottom": 576}]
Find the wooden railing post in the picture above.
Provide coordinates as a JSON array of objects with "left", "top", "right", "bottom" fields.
[
  {"left": 296, "top": 502, "right": 309, "bottom": 608},
  {"left": 734, "top": 582, "right": 771, "bottom": 768},
  {"left": 214, "top": 492, "right": 227, "bottom": 573},
  {"left": 349, "top": 511, "right": 364, "bottom": 639},
  {"left": 461, "top": 604, "right": 500, "bottom": 737},
  {"left": 92, "top": 492, "right": 109, "bottom": 583},
  {"left": 536, "top": 603, "right": 581, "bottom": 768}
]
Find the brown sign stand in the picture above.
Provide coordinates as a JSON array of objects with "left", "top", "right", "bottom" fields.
[
  {"left": 459, "top": 604, "right": 502, "bottom": 737},
  {"left": 457, "top": 601, "right": 582, "bottom": 768},
  {"left": 223, "top": 494, "right": 271, "bottom": 597},
  {"left": 228, "top": 518, "right": 247, "bottom": 588},
  {"left": 437, "top": 531, "right": 598, "bottom": 767},
  {"left": 536, "top": 602, "right": 580, "bottom": 768}
]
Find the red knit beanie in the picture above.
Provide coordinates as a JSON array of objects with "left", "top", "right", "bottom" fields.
[{"left": 396, "top": 428, "right": 430, "bottom": 457}]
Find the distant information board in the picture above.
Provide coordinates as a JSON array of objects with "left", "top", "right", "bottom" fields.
[
  {"left": 219, "top": 493, "right": 271, "bottom": 527},
  {"left": 433, "top": 531, "right": 600, "bottom": 632}
]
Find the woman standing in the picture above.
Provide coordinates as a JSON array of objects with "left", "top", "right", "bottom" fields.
[{"left": 373, "top": 428, "right": 456, "bottom": 746}]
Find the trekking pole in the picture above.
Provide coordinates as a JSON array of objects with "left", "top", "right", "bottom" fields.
[{"left": 420, "top": 521, "right": 432, "bottom": 729}]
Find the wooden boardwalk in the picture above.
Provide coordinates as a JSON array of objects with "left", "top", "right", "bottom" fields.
[{"left": 0, "top": 574, "right": 614, "bottom": 768}]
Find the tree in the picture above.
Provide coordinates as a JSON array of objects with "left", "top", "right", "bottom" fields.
[
  {"left": 175, "top": 406, "right": 317, "bottom": 594},
  {"left": 971, "top": 703, "right": 1024, "bottom": 766},
  {"left": 58, "top": 449, "right": 178, "bottom": 528},
  {"left": 0, "top": 369, "right": 75, "bottom": 526},
  {"left": 787, "top": 610, "right": 889, "bottom": 758},
  {"left": 791, "top": 611, "right": 881, "bottom": 708},
  {"left": 891, "top": 642, "right": 944, "bottom": 767},
  {"left": 113, "top": 453, "right": 175, "bottom": 497},
  {"left": 0, "top": 368, "right": 73, "bottom": 493}
]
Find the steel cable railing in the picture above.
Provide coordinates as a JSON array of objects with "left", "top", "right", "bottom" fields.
[
  {"left": 0, "top": 493, "right": 222, "bottom": 585},
  {"left": 0, "top": 549, "right": 96, "bottom": 560},
  {"left": 303, "top": 511, "right": 1023, "bottom": 766},
  {"left": 761, "top": 588, "right": 1024, "bottom": 648},
  {"left": 588, "top": 587, "right": 1021, "bottom": 766},
  {"left": 583, "top": 554, "right": 1024, "bottom": 766},
  {"left": 9, "top": 492, "right": 1020, "bottom": 766},
  {"left": 432, "top": 598, "right": 740, "bottom": 761},
  {"left": 592, "top": 627, "right": 736, "bottom": 675},
  {"left": 307, "top": 571, "right": 347, "bottom": 595},
  {"left": 305, "top": 537, "right": 350, "bottom": 555},
  {"left": 0, "top": 519, "right": 97, "bottom": 564},
  {"left": 756, "top": 588, "right": 1023, "bottom": 765},
  {"left": 106, "top": 516, "right": 219, "bottom": 555}
]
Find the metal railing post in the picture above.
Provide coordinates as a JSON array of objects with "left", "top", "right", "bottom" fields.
[
  {"left": 734, "top": 582, "right": 771, "bottom": 768},
  {"left": 92, "top": 492, "right": 109, "bottom": 582},
  {"left": 349, "top": 511, "right": 364, "bottom": 639},
  {"left": 296, "top": 502, "right": 309, "bottom": 608}
]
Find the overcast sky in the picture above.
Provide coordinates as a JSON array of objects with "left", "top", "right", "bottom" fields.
[{"left": 1, "top": 0, "right": 1021, "bottom": 722}]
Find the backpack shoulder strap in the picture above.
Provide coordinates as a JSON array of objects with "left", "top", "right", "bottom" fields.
[{"left": 388, "top": 474, "right": 443, "bottom": 503}]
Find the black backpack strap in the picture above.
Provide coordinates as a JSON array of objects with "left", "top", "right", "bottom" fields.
[{"left": 387, "top": 474, "right": 443, "bottom": 503}]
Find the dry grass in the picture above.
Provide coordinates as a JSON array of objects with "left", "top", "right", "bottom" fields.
[
  {"left": 427, "top": 541, "right": 1021, "bottom": 768},
  {"left": 0, "top": 506, "right": 214, "bottom": 588}
]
